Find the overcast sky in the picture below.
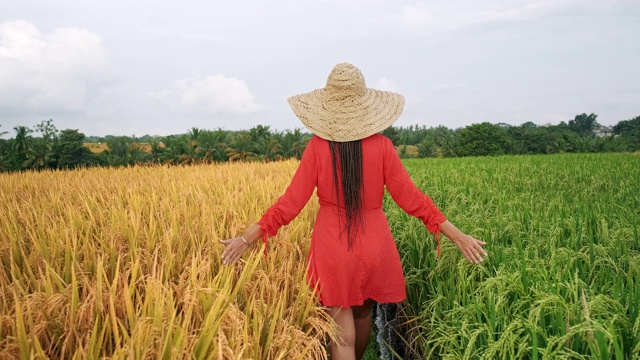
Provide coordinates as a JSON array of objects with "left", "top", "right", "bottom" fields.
[{"left": 1, "top": 0, "right": 639, "bottom": 137}]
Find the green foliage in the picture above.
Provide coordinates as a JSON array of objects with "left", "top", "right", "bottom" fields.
[
  {"left": 227, "top": 131, "right": 258, "bottom": 162},
  {"left": 614, "top": 116, "right": 640, "bottom": 151},
  {"left": 457, "top": 122, "right": 512, "bottom": 156},
  {"left": 569, "top": 113, "right": 600, "bottom": 137},
  {"left": 23, "top": 138, "right": 53, "bottom": 170},
  {"left": 13, "top": 125, "right": 32, "bottom": 164},
  {"left": 386, "top": 154, "right": 640, "bottom": 358},
  {"left": 103, "top": 135, "right": 149, "bottom": 166},
  {"left": 382, "top": 126, "right": 400, "bottom": 145},
  {"left": 384, "top": 113, "right": 638, "bottom": 157},
  {"left": 2, "top": 112, "right": 639, "bottom": 173},
  {"left": 416, "top": 126, "right": 458, "bottom": 158},
  {"left": 195, "top": 129, "right": 229, "bottom": 162},
  {"left": 508, "top": 124, "right": 551, "bottom": 154},
  {"left": 58, "top": 129, "right": 99, "bottom": 169},
  {"left": 282, "top": 128, "right": 311, "bottom": 159},
  {"left": 0, "top": 139, "right": 10, "bottom": 171}
]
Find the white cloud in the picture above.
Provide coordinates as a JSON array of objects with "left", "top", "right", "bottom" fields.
[
  {"left": 0, "top": 20, "right": 110, "bottom": 114},
  {"left": 375, "top": 77, "right": 400, "bottom": 92},
  {"left": 400, "top": 3, "right": 434, "bottom": 27},
  {"left": 431, "top": 83, "right": 473, "bottom": 91},
  {"left": 389, "top": 0, "right": 594, "bottom": 33},
  {"left": 465, "top": 1, "right": 573, "bottom": 26},
  {"left": 150, "top": 74, "right": 263, "bottom": 117}
]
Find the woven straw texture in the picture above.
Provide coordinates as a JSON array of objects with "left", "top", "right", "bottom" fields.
[{"left": 288, "top": 63, "right": 405, "bottom": 142}]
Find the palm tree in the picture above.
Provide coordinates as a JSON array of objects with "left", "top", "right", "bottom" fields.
[
  {"left": 283, "top": 128, "right": 310, "bottom": 159},
  {"left": 212, "top": 129, "right": 230, "bottom": 161},
  {"left": 188, "top": 127, "right": 201, "bottom": 149},
  {"left": 149, "top": 140, "right": 164, "bottom": 164},
  {"left": 163, "top": 135, "right": 196, "bottom": 165},
  {"left": 159, "top": 138, "right": 181, "bottom": 165},
  {"left": 262, "top": 136, "right": 283, "bottom": 162},
  {"left": 249, "top": 125, "right": 270, "bottom": 142},
  {"left": 13, "top": 126, "right": 33, "bottom": 165},
  {"left": 227, "top": 133, "right": 257, "bottom": 162},
  {"left": 196, "top": 130, "right": 225, "bottom": 163},
  {"left": 0, "top": 141, "right": 8, "bottom": 172},
  {"left": 0, "top": 124, "right": 7, "bottom": 138},
  {"left": 177, "top": 142, "right": 198, "bottom": 165},
  {"left": 129, "top": 143, "right": 149, "bottom": 165},
  {"left": 23, "top": 138, "right": 52, "bottom": 170}
]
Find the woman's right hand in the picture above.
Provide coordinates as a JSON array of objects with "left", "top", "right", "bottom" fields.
[{"left": 219, "top": 237, "right": 250, "bottom": 265}]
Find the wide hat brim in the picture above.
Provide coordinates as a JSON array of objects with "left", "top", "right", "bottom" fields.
[{"left": 288, "top": 85, "right": 405, "bottom": 142}]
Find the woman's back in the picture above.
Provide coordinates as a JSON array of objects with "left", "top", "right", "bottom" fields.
[{"left": 313, "top": 134, "right": 386, "bottom": 210}]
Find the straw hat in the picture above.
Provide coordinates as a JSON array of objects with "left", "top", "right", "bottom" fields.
[{"left": 287, "top": 63, "right": 404, "bottom": 142}]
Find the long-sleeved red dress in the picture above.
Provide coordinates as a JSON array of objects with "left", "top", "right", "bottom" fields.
[{"left": 257, "top": 134, "right": 446, "bottom": 309}]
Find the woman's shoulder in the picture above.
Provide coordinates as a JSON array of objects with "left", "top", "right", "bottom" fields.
[
  {"left": 307, "top": 135, "right": 324, "bottom": 150},
  {"left": 364, "top": 133, "right": 393, "bottom": 148}
]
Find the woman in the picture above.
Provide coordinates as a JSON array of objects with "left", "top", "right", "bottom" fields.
[{"left": 220, "top": 63, "right": 488, "bottom": 360}]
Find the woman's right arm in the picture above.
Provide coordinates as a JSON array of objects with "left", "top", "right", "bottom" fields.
[
  {"left": 220, "top": 137, "right": 318, "bottom": 265},
  {"left": 219, "top": 223, "right": 262, "bottom": 265}
]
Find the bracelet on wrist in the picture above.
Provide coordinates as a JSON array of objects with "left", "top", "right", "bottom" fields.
[{"left": 241, "top": 235, "right": 250, "bottom": 245}]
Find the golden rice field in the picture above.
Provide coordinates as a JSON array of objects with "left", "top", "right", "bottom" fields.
[
  {"left": 83, "top": 142, "right": 109, "bottom": 154},
  {"left": 0, "top": 161, "right": 336, "bottom": 359},
  {"left": 1, "top": 153, "right": 639, "bottom": 359}
]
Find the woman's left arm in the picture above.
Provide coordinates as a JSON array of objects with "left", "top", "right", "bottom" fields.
[
  {"left": 382, "top": 137, "right": 487, "bottom": 263},
  {"left": 440, "top": 220, "right": 488, "bottom": 264}
]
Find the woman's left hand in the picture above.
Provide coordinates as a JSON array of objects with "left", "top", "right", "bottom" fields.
[
  {"left": 219, "top": 237, "right": 250, "bottom": 265},
  {"left": 452, "top": 233, "right": 487, "bottom": 264}
]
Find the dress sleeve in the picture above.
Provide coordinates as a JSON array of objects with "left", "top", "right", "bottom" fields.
[
  {"left": 383, "top": 137, "right": 447, "bottom": 257},
  {"left": 256, "top": 137, "right": 318, "bottom": 249}
]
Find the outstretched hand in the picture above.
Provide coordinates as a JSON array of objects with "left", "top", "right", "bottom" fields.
[
  {"left": 452, "top": 233, "right": 487, "bottom": 264},
  {"left": 219, "top": 237, "right": 250, "bottom": 265}
]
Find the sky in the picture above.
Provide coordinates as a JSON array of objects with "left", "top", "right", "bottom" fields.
[{"left": 1, "top": 0, "right": 639, "bottom": 137}]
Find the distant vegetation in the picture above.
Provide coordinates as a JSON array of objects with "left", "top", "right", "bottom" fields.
[{"left": 0, "top": 113, "right": 638, "bottom": 172}]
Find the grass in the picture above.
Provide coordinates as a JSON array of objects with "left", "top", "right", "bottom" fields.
[
  {"left": 0, "top": 161, "right": 336, "bottom": 359},
  {"left": 1, "top": 152, "right": 638, "bottom": 358},
  {"left": 387, "top": 153, "right": 640, "bottom": 359}
]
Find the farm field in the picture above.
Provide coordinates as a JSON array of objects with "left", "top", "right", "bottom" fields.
[
  {"left": 1, "top": 153, "right": 639, "bottom": 359},
  {"left": 83, "top": 142, "right": 109, "bottom": 154},
  {"left": 0, "top": 160, "right": 333, "bottom": 359},
  {"left": 387, "top": 153, "right": 640, "bottom": 359}
]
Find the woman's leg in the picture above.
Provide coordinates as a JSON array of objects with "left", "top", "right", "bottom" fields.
[
  {"left": 326, "top": 306, "right": 356, "bottom": 360},
  {"left": 352, "top": 299, "right": 374, "bottom": 360}
]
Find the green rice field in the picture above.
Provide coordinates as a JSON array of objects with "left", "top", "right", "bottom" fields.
[{"left": 386, "top": 153, "right": 640, "bottom": 359}]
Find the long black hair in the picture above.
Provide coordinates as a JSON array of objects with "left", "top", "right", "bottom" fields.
[{"left": 329, "top": 140, "right": 365, "bottom": 249}]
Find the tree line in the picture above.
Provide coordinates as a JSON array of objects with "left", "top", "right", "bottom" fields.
[
  {"left": 385, "top": 113, "right": 640, "bottom": 157},
  {"left": 0, "top": 121, "right": 310, "bottom": 172},
  {"left": 0, "top": 113, "right": 638, "bottom": 172}
]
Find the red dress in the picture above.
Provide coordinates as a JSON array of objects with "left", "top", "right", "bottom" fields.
[{"left": 258, "top": 134, "right": 446, "bottom": 309}]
